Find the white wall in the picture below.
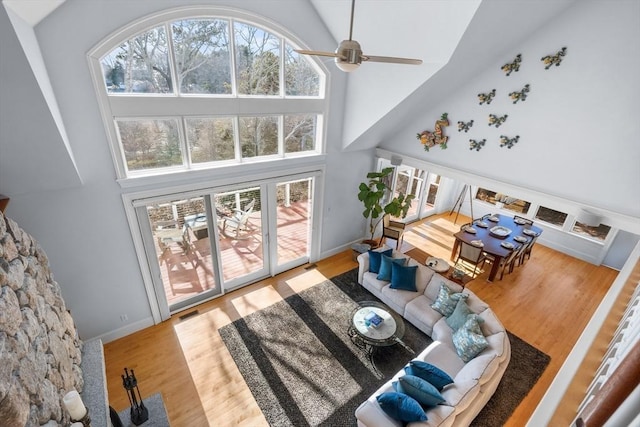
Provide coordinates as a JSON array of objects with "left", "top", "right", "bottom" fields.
[{"left": 381, "top": 0, "right": 640, "bottom": 221}]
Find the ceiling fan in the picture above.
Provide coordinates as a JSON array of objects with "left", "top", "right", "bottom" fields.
[{"left": 295, "top": 0, "right": 423, "bottom": 72}]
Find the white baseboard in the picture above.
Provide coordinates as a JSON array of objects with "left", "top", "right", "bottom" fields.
[{"left": 94, "top": 317, "right": 155, "bottom": 344}]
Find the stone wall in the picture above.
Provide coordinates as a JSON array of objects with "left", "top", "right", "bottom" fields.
[{"left": 0, "top": 213, "right": 84, "bottom": 426}]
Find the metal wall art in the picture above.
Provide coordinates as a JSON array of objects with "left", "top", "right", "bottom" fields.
[
  {"left": 457, "top": 120, "right": 474, "bottom": 132},
  {"left": 499, "top": 135, "right": 520, "bottom": 149},
  {"left": 509, "top": 84, "right": 530, "bottom": 104},
  {"left": 501, "top": 54, "right": 522, "bottom": 76},
  {"left": 417, "top": 113, "right": 449, "bottom": 151},
  {"left": 469, "top": 139, "right": 486, "bottom": 151},
  {"left": 478, "top": 89, "right": 496, "bottom": 105},
  {"left": 488, "top": 114, "right": 508, "bottom": 128},
  {"left": 541, "top": 47, "right": 567, "bottom": 69}
]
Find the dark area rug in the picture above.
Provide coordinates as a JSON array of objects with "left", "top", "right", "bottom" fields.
[{"left": 219, "top": 268, "right": 550, "bottom": 426}]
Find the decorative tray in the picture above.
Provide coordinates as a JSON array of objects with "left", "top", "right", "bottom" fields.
[
  {"left": 426, "top": 257, "right": 450, "bottom": 273},
  {"left": 490, "top": 226, "right": 512, "bottom": 238}
]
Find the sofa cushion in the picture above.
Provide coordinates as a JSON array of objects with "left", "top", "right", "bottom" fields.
[
  {"left": 416, "top": 341, "right": 466, "bottom": 379},
  {"left": 362, "top": 272, "right": 390, "bottom": 296},
  {"left": 404, "top": 296, "right": 444, "bottom": 336},
  {"left": 368, "top": 248, "right": 393, "bottom": 273},
  {"left": 376, "top": 392, "right": 427, "bottom": 422},
  {"left": 431, "top": 318, "right": 456, "bottom": 350},
  {"left": 479, "top": 309, "right": 505, "bottom": 336},
  {"left": 393, "top": 375, "right": 445, "bottom": 407},
  {"left": 381, "top": 285, "right": 421, "bottom": 315},
  {"left": 440, "top": 379, "right": 480, "bottom": 412},
  {"left": 452, "top": 317, "right": 489, "bottom": 362},
  {"left": 390, "top": 263, "right": 418, "bottom": 291},
  {"left": 377, "top": 254, "right": 407, "bottom": 281},
  {"left": 479, "top": 331, "right": 507, "bottom": 359},
  {"left": 404, "top": 361, "right": 453, "bottom": 391},
  {"left": 431, "top": 283, "right": 467, "bottom": 316},
  {"left": 454, "top": 353, "right": 500, "bottom": 386},
  {"left": 424, "top": 275, "right": 463, "bottom": 303}
]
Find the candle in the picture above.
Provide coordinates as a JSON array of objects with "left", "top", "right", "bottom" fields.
[{"left": 62, "top": 390, "right": 87, "bottom": 420}]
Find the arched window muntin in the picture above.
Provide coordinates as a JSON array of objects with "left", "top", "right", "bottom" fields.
[{"left": 88, "top": 6, "right": 328, "bottom": 182}]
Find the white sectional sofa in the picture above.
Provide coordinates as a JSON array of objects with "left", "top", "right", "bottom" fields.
[{"left": 355, "top": 249, "right": 511, "bottom": 427}]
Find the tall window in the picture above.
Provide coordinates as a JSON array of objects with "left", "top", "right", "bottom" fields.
[{"left": 90, "top": 10, "right": 327, "bottom": 180}]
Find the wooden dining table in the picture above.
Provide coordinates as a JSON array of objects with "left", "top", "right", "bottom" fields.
[{"left": 450, "top": 213, "right": 543, "bottom": 282}]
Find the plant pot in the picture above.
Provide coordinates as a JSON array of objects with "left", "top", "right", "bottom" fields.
[{"left": 363, "top": 239, "right": 380, "bottom": 249}]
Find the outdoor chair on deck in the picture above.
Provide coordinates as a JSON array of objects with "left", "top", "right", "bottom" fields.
[
  {"left": 380, "top": 214, "right": 406, "bottom": 250},
  {"left": 221, "top": 199, "right": 255, "bottom": 239},
  {"left": 155, "top": 220, "right": 191, "bottom": 253},
  {"left": 455, "top": 241, "right": 489, "bottom": 278}
]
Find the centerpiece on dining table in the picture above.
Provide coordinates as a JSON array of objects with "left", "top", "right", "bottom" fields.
[{"left": 489, "top": 225, "right": 512, "bottom": 238}]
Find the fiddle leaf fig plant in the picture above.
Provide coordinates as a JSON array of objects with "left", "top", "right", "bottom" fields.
[{"left": 357, "top": 167, "right": 415, "bottom": 242}]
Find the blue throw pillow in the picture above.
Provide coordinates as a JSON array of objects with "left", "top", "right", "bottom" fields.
[
  {"left": 390, "top": 263, "right": 418, "bottom": 291},
  {"left": 368, "top": 249, "right": 393, "bottom": 273},
  {"left": 376, "top": 392, "right": 427, "bottom": 422},
  {"left": 377, "top": 254, "right": 406, "bottom": 281},
  {"left": 430, "top": 283, "right": 467, "bottom": 316},
  {"left": 404, "top": 361, "right": 453, "bottom": 391},
  {"left": 452, "top": 317, "right": 489, "bottom": 362},
  {"left": 445, "top": 298, "right": 477, "bottom": 331},
  {"left": 392, "top": 375, "right": 445, "bottom": 407}
]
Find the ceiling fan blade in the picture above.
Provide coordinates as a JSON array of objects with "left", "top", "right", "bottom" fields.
[
  {"left": 294, "top": 49, "right": 341, "bottom": 59},
  {"left": 362, "top": 55, "right": 423, "bottom": 65}
]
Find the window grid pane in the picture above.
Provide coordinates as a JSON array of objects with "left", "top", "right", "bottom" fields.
[
  {"left": 234, "top": 22, "right": 280, "bottom": 96},
  {"left": 102, "top": 26, "right": 172, "bottom": 94},
  {"left": 284, "top": 114, "right": 316, "bottom": 153},
  {"left": 117, "top": 119, "right": 182, "bottom": 171},
  {"left": 572, "top": 222, "right": 611, "bottom": 242},
  {"left": 185, "top": 118, "right": 235, "bottom": 163},
  {"left": 535, "top": 206, "right": 568, "bottom": 227},
  {"left": 239, "top": 116, "right": 279, "bottom": 158},
  {"left": 172, "top": 19, "right": 232, "bottom": 95},
  {"left": 284, "top": 44, "right": 320, "bottom": 96}
]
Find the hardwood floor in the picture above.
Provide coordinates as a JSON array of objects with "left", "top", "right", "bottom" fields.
[{"left": 103, "top": 213, "right": 618, "bottom": 426}]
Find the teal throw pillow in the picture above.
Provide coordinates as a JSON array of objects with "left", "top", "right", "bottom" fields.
[
  {"left": 390, "top": 263, "right": 418, "bottom": 291},
  {"left": 368, "top": 249, "right": 393, "bottom": 273},
  {"left": 393, "top": 375, "right": 446, "bottom": 407},
  {"left": 430, "top": 283, "right": 468, "bottom": 316},
  {"left": 403, "top": 360, "right": 453, "bottom": 391},
  {"left": 445, "top": 297, "right": 478, "bottom": 331},
  {"left": 376, "top": 392, "right": 427, "bottom": 422},
  {"left": 452, "top": 317, "right": 489, "bottom": 362},
  {"left": 377, "top": 254, "right": 406, "bottom": 281}
]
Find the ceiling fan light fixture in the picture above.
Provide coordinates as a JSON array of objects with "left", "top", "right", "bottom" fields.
[{"left": 335, "top": 60, "right": 360, "bottom": 72}]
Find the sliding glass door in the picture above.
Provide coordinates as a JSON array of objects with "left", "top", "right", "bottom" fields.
[{"left": 131, "top": 172, "right": 319, "bottom": 320}]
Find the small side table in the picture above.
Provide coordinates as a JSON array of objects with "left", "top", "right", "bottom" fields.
[{"left": 351, "top": 243, "right": 371, "bottom": 261}]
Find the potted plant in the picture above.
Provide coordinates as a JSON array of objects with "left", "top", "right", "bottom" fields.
[{"left": 357, "top": 167, "right": 415, "bottom": 246}]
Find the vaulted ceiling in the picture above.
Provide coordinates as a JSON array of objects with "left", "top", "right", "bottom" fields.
[{"left": 1, "top": 0, "right": 576, "bottom": 194}]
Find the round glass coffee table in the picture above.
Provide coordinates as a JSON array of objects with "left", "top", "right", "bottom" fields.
[{"left": 348, "top": 301, "right": 414, "bottom": 376}]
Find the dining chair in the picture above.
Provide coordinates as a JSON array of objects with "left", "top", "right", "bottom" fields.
[
  {"left": 519, "top": 234, "right": 538, "bottom": 264},
  {"left": 455, "top": 241, "right": 489, "bottom": 277},
  {"left": 381, "top": 214, "right": 406, "bottom": 249},
  {"left": 514, "top": 215, "right": 534, "bottom": 225}
]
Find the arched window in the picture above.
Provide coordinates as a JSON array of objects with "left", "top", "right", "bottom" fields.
[{"left": 88, "top": 8, "right": 327, "bottom": 181}]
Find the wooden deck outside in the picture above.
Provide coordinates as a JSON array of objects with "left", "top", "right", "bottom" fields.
[{"left": 156, "top": 201, "right": 310, "bottom": 308}]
